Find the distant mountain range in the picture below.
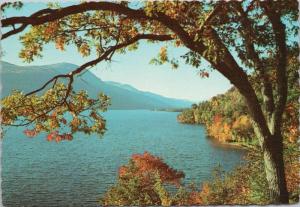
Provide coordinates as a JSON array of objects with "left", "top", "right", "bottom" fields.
[{"left": 0, "top": 61, "right": 192, "bottom": 110}]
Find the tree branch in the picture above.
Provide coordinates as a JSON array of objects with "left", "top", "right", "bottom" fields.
[
  {"left": 6, "top": 33, "right": 171, "bottom": 128},
  {"left": 1, "top": 2, "right": 195, "bottom": 50},
  {"left": 196, "top": 2, "right": 222, "bottom": 37},
  {"left": 2, "top": 24, "right": 27, "bottom": 39},
  {"left": 234, "top": 2, "right": 275, "bottom": 127},
  {"left": 2, "top": 8, "right": 54, "bottom": 39},
  {"left": 25, "top": 33, "right": 172, "bottom": 97},
  {"left": 260, "top": 1, "right": 288, "bottom": 136},
  {"left": 1, "top": 2, "right": 144, "bottom": 35}
]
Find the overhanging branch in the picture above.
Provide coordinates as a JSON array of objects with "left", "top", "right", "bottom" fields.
[
  {"left": 4, "top": 33, "right": 170, "bottom": 128},
  {"left": 24, "top": 33, "right": 172, "bottom": 97},
  {"left": 234, "top": 2, "right": 275, "bottom": 124},
  {"left": 2, "top": 8, "right": 54, "bottom": 39}
]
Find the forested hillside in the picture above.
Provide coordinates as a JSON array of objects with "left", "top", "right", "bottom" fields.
[{"left": 177, "top": 50, "right": 299, "bottom": 147}]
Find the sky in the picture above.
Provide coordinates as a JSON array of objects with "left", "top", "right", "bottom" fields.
[{"left": 1, "top": 1, "right": 232, "bottom": 102}]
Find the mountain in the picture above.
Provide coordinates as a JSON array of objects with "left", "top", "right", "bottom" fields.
[{"left": 0, "top": 61, "right": 192, "bottom": 109}]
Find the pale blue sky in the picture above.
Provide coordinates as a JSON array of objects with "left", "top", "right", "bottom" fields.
[{"left": 1, "top": 2, "right": 232, "bottom": 102}]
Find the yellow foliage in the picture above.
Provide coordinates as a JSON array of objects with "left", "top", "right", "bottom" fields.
[
  {"left": 79, "top": 43, "right": 90, "bottom": 57},
  {"left": 159, "top": 46, "right": 168, "bottom": 62},
  {"left": 208, "top": 118, "right": 232, "bottom": 142},
  {"left": 232, "top": 115, "right": 251, "bottom": 129},
  {"left": 55, "top": 36, "right": 65, "bottom": 51}
]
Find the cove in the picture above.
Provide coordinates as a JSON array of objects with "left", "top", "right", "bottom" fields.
[{"left": 2, "top": 110, "right": 246, "bottom": 207}]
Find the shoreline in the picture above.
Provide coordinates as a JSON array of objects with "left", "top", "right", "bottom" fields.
[
  {"left": 185, "top": 122, "right": 257, "bottom": 151},
  {"left": 207, "top": 137, "right": 252, "bottom": 150},
  {"left": 205, "top": 133, "right": 260, "bottom": 151}
]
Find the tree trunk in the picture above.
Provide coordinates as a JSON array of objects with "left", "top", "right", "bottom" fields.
[{"left": 262, "top": 133, "right": 289, "bottom": 204}]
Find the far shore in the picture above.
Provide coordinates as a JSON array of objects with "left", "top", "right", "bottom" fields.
[{"left": 205, "top": 134, "right": 259, "bottom": 151}]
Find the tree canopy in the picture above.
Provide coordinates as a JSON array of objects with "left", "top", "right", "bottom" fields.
[{"left": 1, "top": 1, "right": 298, "bottom": 140}]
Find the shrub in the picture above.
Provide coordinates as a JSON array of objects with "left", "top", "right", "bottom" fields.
[{"left": 101, "top": 152, "right": 184, "bottom": 206}]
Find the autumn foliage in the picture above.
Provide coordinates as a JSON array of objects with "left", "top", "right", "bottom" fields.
[
  {"left": 102, "top": 152, "right": 185, "bottom": 206},
  {"left": 119, "top": 152, "right": 184, "bottom": 186},
  {"left": 1, "top": 83, "right": 110, "bottom": 142},
  {"left": 177, "top": 87, "right": 255, "bottom": 144},
  {"left": 103, "top": 148, "right": 299, "bottom": 206}
]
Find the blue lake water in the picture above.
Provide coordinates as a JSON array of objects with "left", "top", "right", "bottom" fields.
[{"left": 2, "top": 110, "right": 246, "bottom": 207}]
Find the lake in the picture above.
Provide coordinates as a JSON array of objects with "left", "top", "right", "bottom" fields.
[{"left": 2, "top": 110, "right": 246, "bottom": 207}]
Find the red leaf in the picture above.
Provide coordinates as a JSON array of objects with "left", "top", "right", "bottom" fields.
[{"left": 23, "top": 129, "right": 38, "bottom": 137}]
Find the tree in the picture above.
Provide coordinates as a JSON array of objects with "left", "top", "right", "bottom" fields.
[{"left": 1, "top": 0, "right": 298, "bottom": 203}]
